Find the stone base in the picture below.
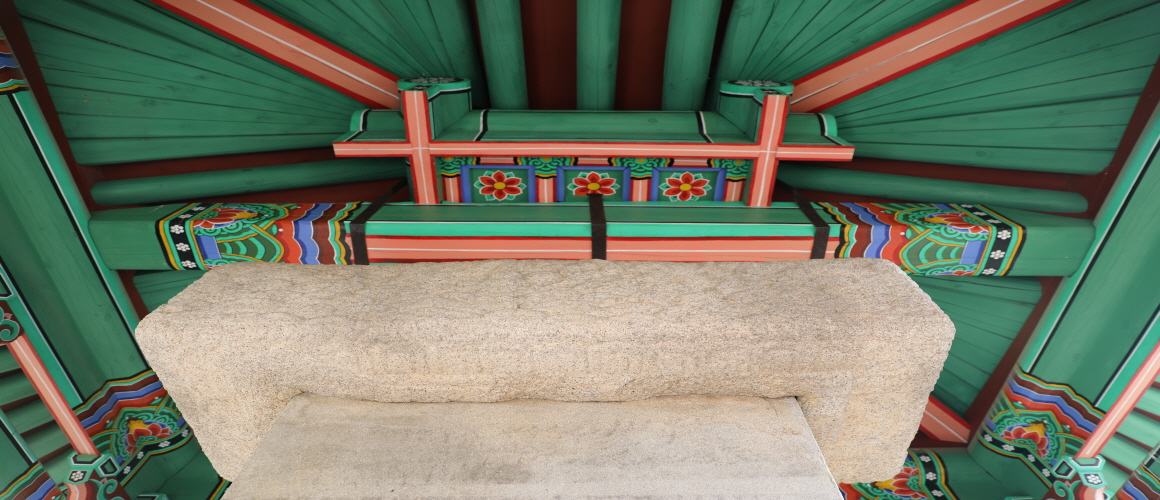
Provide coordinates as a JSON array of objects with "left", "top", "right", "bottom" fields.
[{"left": 223, "top": 394, "right": 841, "bottom": 499}]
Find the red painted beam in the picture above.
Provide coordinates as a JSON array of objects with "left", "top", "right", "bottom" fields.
[
  {"left": 337, "top": 90, "right": 854, "bottom": 206},
  {"left": 920, "top": 396, "right": 971, "bottom": 443},
  {"left": 790, "top": 0, "right": 1075, "bottom": 112},
  {"left": 149, "top": 0, "right": 399, "bottom": 108}
]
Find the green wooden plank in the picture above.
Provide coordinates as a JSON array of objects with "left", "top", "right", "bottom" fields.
[
  {"left": 69, "top": 135, "right": 344, "bottom": 166},
  {"left": 706, "top": 0, "right": 958, "bottom": 108},
  {"left": 475, "top": 0, "right": 528, "bottom": 109},
  {"left": 0, "top": 348, "right": 17, "bottom": 374},
  {"left": 830, "top": 0, "right": 1160, "bottom": 174},
  {"left": 577, "top": 0, "right": 621, "bottom": 110},
  {"left": 22, "top": 423, "right": 66, "bottom": 458},
  {"left": 932, "top": 370, "right": 979, "bottom": 414},
  {"left": 1102, "top": 435, "right": 1150, "bottom": 471},
  {"left": 251, "top": 0, "right": 490, "bottom": 106},
  {"left": 1117, "top": 412, "right": 1160, "bottom": 452},
  {"left": 840, "top": 97, "right": 1138, "bottom": 132},
  {"left": 91, "top": 158, "right": 407, "bottom": 206},
  {"left": 913, "top": 276, "right": 1042, "bottom": 304},
  {"left": 133, "top": 271, "right": 207, "bottom": 312},
  {"left": 1136, "top": 388, "right": 1160, "bottom": 417},
  {"left": 662, "top": 0, "right": 722, "bottom": 111},
  {"left": 779, "top": 164, "right": 1088, "bottom": 212},
  {"left": 942, "top": 353, "right": 991, "bottom": 389},
  {"left": 0, "top": 371, "right": 35, "bottom": 405},
  {"left": 16, "top": 0, "right": 363, "bottom": 164},
  {"left": 6, "top": 400, "right": 53, "bottom": 436},
  {"left": 851, "top": 142, "right": 1119, "bottom": 175},
  {"left": 833, "top": 0, "right": 1160, "bottom": 117}
]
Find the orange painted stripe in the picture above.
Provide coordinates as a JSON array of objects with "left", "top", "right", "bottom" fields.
[
  {"left": 442, "top": 177, "right": 461, "bottom": 203},
  {"left": 775, "top": 145, "right": 855, "bottom": 161},
  {"left": 723, "top": 180, "right": 744, "bottom": 202},
  {"left": 366, "top": 236, "right": 591, "bottom": 261},
  {"left": 1078, "top": 339, "right": 1160, "bottom": 458},
  {"left": 919, "top": 396, "right": 970, "bottom": 443},
  {"left": 537, "top": 177, "right": 556, "bottom": 203},
  {"left": 150, "top": 0, "right": 399, "bottom": 108},
  {"left": 791, "top": 0, "right": 1074, "bottom": 112},
  {"left": 403, "top": 91, "right": 439, "bottom": 204},
  {"left": 607, "top": 237, "right": 832, "bottom": 262}
]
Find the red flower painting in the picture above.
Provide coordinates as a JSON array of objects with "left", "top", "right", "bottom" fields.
[
  {"left": 477, "top": 171, "right": 523, "bottom": 201},
  {"left": 872, "top": 466, "right": 925, "bottom": 498},
  {"left": 923, "top": 212, "right": 989, "bottom": 234},
  {"left": 193, "top": 207, "right": 257, "bottom": 229},
  {"left": 1001, "top": 422, "right": 1051, "bottom": 457},
  {"left": 125, "top": 419, "right": 172, "bottom": 454},
  {"left": 572, "top": 172, "right": 617, "bottom": 196},
  {"left": 663, "top": 172, "right": 710, "bottom": 201}
]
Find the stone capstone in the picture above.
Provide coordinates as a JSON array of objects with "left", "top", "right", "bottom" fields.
[{"left": 134, "top": 259, "right": 955, "bottom": 484}]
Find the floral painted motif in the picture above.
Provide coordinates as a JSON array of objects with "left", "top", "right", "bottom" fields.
[
  {"left": 840, "top": 451, "right": 958, "bottom": 500},
  {"left": 124, "top": 419, "right": 173, "bottom": 455},
  {"left": 922, "top": 212, "right": 989, "bottom": 235},
  {"left": 572, "top": 172, "right": 618, "bottom": 196},
  {"left": 978, "top": 369, "right": 1102, "bottom": 486},
  {"left": 192, "top": 206, "right": 259, "bottom": 230},
  {"left": 662, "top": 172, "right": 710, "bottom": 201},
  {"left": 475, "top": 170, "right": 524, "bottom": 201},
  {"left": 871, "top": 465, "right": 926, "bottom": 499}
]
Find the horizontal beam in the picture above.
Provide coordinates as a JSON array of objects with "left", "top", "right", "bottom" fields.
[
  {"left": 778, "top": 163, "right": 1088, "bottom": 213},
  {"left": 92, "top": 200, "right": 1091, "bottom": 277},
  {"left": 790, "top": 0, "right": 1075, "bottom": 112},
  {"left": 148, "top": 0, "right": 399, "bottom": 108},
  {"left": 335, "top": 141, "right": 854, "bottom": 161},
  {"left": 91, "top": 158, "right": 407, "bottom": 206}
]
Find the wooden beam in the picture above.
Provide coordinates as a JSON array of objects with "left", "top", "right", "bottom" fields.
[
  {"left": 790, "top": 0, "right": 1075, "bottom": 112},
  {"left": 148, "top": 0, "right": 399, "bottom": 108},
  {"left": 660, "top": 0, "right": 721, "bottom": 111},
  {"left": 577, "top": 0, "right": 621, "bottom": 110},
  {"left": 475, "top": 0, "right": 529, "bottom": 109},
  {"left": 919, "top": 396, "right": 970, "bottom": 443}
]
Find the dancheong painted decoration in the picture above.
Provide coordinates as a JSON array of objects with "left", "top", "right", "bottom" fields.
[{"left": 1, "top": 0, "right": 1160, "bottom": 498}]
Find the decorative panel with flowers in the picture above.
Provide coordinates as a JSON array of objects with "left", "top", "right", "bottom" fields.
[
  {"left": 650, "top": 168, "right": 726, "bottom": 202},
  {"left": 556, "top": 167, "right": 630, "bottom": 202},
  {"left": 461, "top": 166, "right": 535, "bottom": 203}
]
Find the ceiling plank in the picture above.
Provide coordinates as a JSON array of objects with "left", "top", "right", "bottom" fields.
[
  {"left": 790, "top": 0, "right": 1075, "bottom": 113},
  {"left": 148, "top": 0, "right": 399, "bottom": 108}
]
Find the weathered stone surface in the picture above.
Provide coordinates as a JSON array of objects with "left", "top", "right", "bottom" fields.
[
  {"left": 135, "top": 259, "right": 954, "bottom": 483},
  {"left": 223, "top": 394, "right": 842, "bottom": 499}
]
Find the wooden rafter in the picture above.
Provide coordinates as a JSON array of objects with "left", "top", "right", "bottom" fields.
[
  {"left": 790, "top": 0, "right": 1075, "bottom": 113},
  {"left": 149, "top": 0, "right": 399, "bottom": 108}
]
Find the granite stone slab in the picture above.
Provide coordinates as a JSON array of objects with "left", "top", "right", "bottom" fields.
[
  {"left": 135, "top": 259, "right": 954, "bottom": 483},
  {"left": 222, "top": 394, "right": 843, "bottom": 499}
]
